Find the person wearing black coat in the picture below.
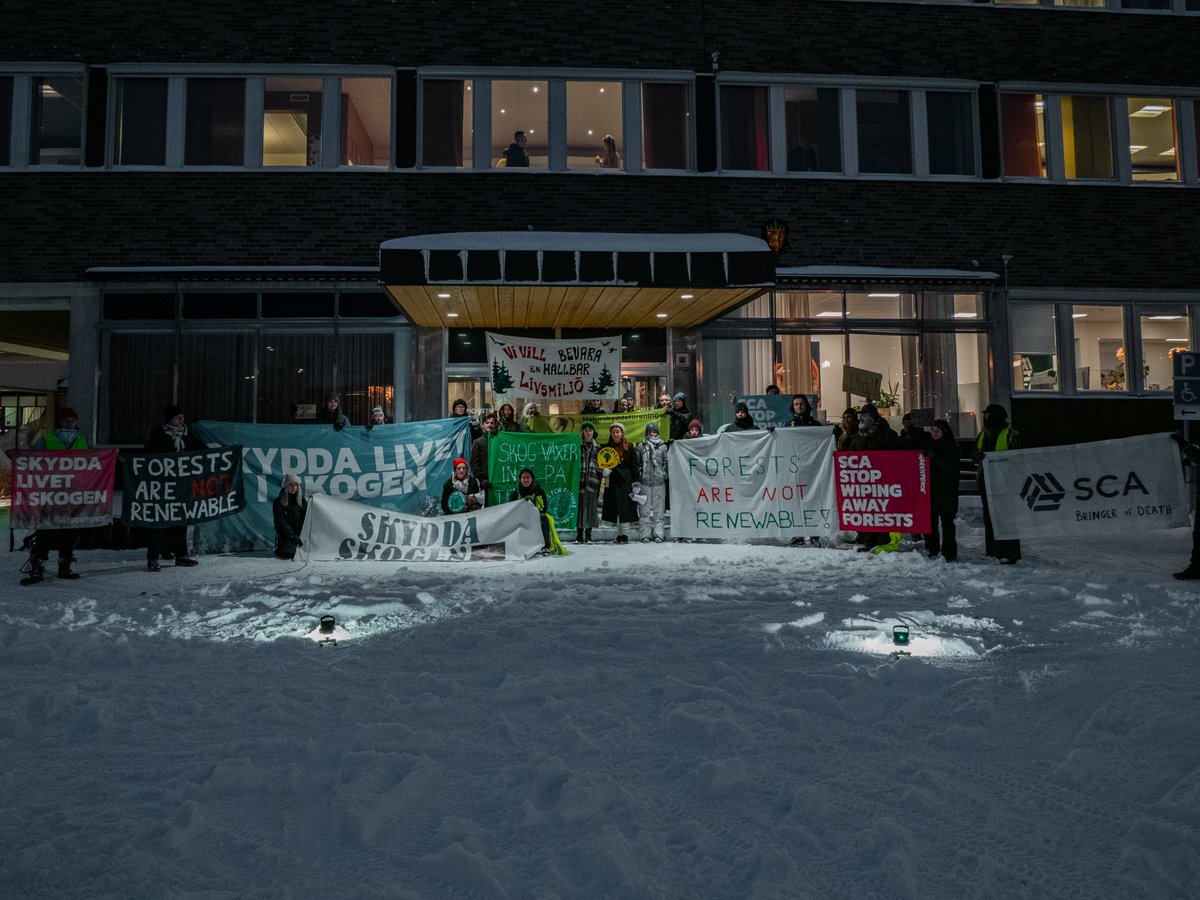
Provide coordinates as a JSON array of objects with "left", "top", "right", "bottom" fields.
[
  {"left": 666, "top": 392, "right": 691, "bottom": 441},
  {"left": 786, "top": 394, "right": 821, "bottom": 427},
  {"left": 442, "top": 458, "right": 484, "bottom": 515},
  {"left": 923, "top": 419, "right": 960, "bottom": 562},
  {"left": 600, "top": 423, "right": 640, "bottom": 543},
  {"left": 851, "top": 403, "right": 900, "bottom": 551},
  {"left": 451, "top": 398, "right": 483, "bottom": 443},
  {"left": 316, "top": 392, "right": 350, "bottom": 429},
  {"left": 469, "top": 411, "right": 499, "bottom": 502},
  {"left": 144, "top": 404, "right": 205, "bottom": 571},
  {"left": 510, "top": 467, "right": 553, "bottom": 551},
  {"left": 272, "top": 473, "right": 307, "bottom": 560}
]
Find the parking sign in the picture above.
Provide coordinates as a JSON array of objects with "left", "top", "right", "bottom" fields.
[{"left": 1173, "top": 352, "right": 1200, "bottom": 420}]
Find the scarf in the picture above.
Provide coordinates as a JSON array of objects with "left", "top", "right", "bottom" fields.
[{"left": 164, "top": 422, "right": 187, "bottom": 451}]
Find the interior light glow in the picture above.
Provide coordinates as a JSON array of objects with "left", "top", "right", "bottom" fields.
[
  {"left": 1159, "top": 148, "right": 1177, "bottom": 157},
  {"left": 953, "top": 312, "right": 977, "bottom": 319},
  {"left": 1129, "top": 145, "right": 1148, "bottom": 154},
  {"left": 681, "top": 293, "right": 694, "bottom": 300},
  {"left": 656, "top": 313, "right": 668, "bottom": 318},
  {"left": 1130, "top": 104, "right": 1170, "bottom": 117},
  {"left": 437, "top": 292, "right": 451, "bottom": 299},
  {"left": 868, "top": 293, "right": 900, "bottom": 298},
  {"left": 1148, "top": 315, "right": 1182, "bottom": 320},
  {"left": 816, "top": 311, "right": 844, "bottom": 318},
  {"left": 1072, "top": 313, "right": 1087, "bottom": 319},
  {"left": 446, "top": 312, "right": 459, "bottom": 318}
]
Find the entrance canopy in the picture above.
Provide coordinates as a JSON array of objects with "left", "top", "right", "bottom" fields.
[{"left": 379, "top": 232, "right": 773, "bottom": 329}]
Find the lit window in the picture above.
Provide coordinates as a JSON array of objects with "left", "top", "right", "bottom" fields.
[
  {"left": 1001, "top": 93, "right": 1046, "bottom": 178},
  {"left": 1061, "top": 95, "right": 1114, "bottom": 180},
  {"left": 1073, "top": 304, "right": 1129, "bottom": 391},
  {"left": 1011, "top": 303, "right": 1060, "bottom": 392},
  {"left": 567, "top": 81, "right": 622, "bottom": 170},
  {"left": 339, "top": 77, "right": 391, "bottom": 167},
  {"left": 784, "top": 86, "right": 841, "bottom": 173},
  {"left": 263, "top": 77, "right": 323, "bottom": 167},
  {"left": 856, "top": 89, "right": 912, "bottom": 175},
  {"left": 1140, "top": 306, "right": 1190, "bottom": 392},
  {"left": 1127, "top": 97, "right": 1178, "bottom": 182},
  {"left": 492, "top": 80, "right": 547, "bottom": 168}
]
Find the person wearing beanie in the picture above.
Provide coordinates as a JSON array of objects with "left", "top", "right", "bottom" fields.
[
  {"left": 786, "top": 394, "right": 821, "bottom": 427},
  {"left": 924, "top": 419, "right": 960, "bottom": 563},
  {"left": 143, "top": 404, "right": 205, "bottom": 571},
  {"left": 272, "top": 473, "right": 307, "bottom": 560},
  {"left": 851, "top": 401, "right": 900, "bottom": 553},
  {"left": 577, "top": 421, "right": 601, "bottom": 543},
  {"left": 666, "top": 391, "right": 691, "bottom": 441},
  {"left": 316, "top": 391, "right": 350, "bottom": 430},
  {"left": 367, "top": 406, "right": 387, "bottom": 430},
  {"left": 441, "top": 457, "right": 484, "bottom": 515},
  {"left": 451, "top": 398, "right": 483, "bottom": 442},
  {"left": 22, "top": 406, "right": 90, "bottom": 585},
  {"left": 684, "top": 418, "right": 703, "bottom": 439},
  {"left": 718, "top": 401, "right": 758, "bottom": 433},
  {"left": 834, "top": 407, "right": 859, "bottom": 451},
  {"left": 636, "top": 420, "right": 669, "bottom": 542},
  {"left": 974, "top": 403, "right": 1022, "bottom": 564}
]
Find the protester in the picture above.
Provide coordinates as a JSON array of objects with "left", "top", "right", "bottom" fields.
[
  {"left": 469, "top": 411, "right": 499, "bottom": 501},
  {"left": 684, "top": 419, "right": 703, "bottom": 439},
  {"left": 497, "top": 403, "right": 522, "bottom": 433},
  {"left": 577, "top": 421, "right": 602, "bottom": 544},
  {"left": 853, "top": 402, "right": 900, "bottom": 553},
  {"left": 718, "top": 402, "right": 757, "bottom": 433},
  {"left": 20, "top": 407, "right": 88, "bottom": 585},
  {"left": 441, "top": 457, "right": 484, "bottom": 515},
  {"left": 510, "top": 467, "right": 565, "bottom": 555},
  {"left": 613, "top": 393, "right": 635, "bottom": 414},
  {"left": 316, "top": 392, "right": 349, "bottom": 430},
  {"left": 975, "top": 403, "right": 1022, "bottom": 564},
  {"left": 923, "top": 419, "right": 960, "bottom": 563},
  {"left": 581, "top": 398, "right": 606, "bottom": 417},
  {"left": 1171, "top": 432, "right": 1200, "bottom": 579},
  {"left": 451, "top": 398, "right": 483, "bottom": 442},
  {"left": 272, "top": 473, "right": 307, "bottom": 561},
  {"left": 144, "top": 404, "right": 205, "bottom": 571},
  {"left": 834, "top": 407, "right": 859, "bottom": 451},
  {"left": 765, "top": 384, "right": 782, "bottom": 395},
  {"left": 657, "top": 392, "right": 671, "bottom": 409},
  {"left": 636, "top": 421, "right": 669, "bottom": 542},
  {"left": 666, "top": 392, "right": 691, "bottom": 441},
  {"left": 898, "top": 413, "right": 930, "bottom": 452},
  {"left": 520, "top": 402, "right": 541, "bottom": 429},
  {"left": 366, "top": 406, "right": 387, "bottom": 430},
  {"left": 600, "top": 423, "right": 640, "bottom": 544},
  {"left": 786, "top": 394, "right": 820, "bottom": 427}
]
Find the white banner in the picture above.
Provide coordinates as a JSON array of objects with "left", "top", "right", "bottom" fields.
[
  {"left": 983, "top": 433, "right": 1188, "bottom": 539},
  {"left": 486, "top": 332, "right": 623, "bottom": 401},
  {"left": 300, "top": 493, "right": 546, "bottom": 561},
  {"left": 669, "top": 428, "right": 838, "bottom": 540}
]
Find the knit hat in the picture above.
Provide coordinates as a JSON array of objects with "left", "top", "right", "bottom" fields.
[
  {"left": 673, "top": 392, "right": 686, "bottom": 402},
  {"left": 644, "top": 421, "right": 659, "bottom": 435},
  {"left": 859, "top": 401, "right": 878, "bottom": 418},
  {"left": 282, "top": 473, "right": 301, "bottom": 488},
  {"left": 56, "top": 407, "right": 78, "bottom": 422},
  {"left": 323, "top": 392, "right": 340, "bottom": 404},
  {"left": 581, "top": 421, "right": 595, "bottom": 433},
  {"left": 735, "top": 402, "right": 750, "bottom": 415},
  {"left": 842, "top": 407, "right": 858, "bottom": 418},
  {"left": 163, "top": 404, "right": 184, "bottom": 421},
  {"left": 453, "top": 457, "right": 468, "bottom": 470},
  {"left": 452, "top": 398, "right": 467, "bottom": 412},
  {"left": 688, "top": 418, "right": 702, "bottom": 431},
  {"left": 371, "top": 406, "right": 384, "bottom": 417}
]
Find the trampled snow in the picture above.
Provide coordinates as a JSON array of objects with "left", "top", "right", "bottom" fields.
[{"left": 2, "top": 506, "right": 1198, "bottom": 899}]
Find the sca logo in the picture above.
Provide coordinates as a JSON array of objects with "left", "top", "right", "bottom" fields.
[{"left": 1020, "top": 470, "right": 1149, "bottom": 512}]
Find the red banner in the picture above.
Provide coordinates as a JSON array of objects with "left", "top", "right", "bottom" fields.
[
  {"left": 11, "top": 449, "right": 119, "bottom": 529},
  {"left": 834, "top": 450, "right": 930, "bottom": 533}
]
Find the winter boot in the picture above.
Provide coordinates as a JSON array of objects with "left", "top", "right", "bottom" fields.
[
  {"left": 584, "top": 529, "right": 593, "bottom": 543},
  {"left": 576, "top": 528, "right": 584, "bottom": 544},
  {"left": 20, "top": 555, "right": 45, "bottom": 586},
  {"left": 58, "top": 557, "right": 81, "bottom": 580}
]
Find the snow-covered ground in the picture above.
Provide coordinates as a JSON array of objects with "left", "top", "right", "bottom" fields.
[{"left": 2, "top": 504, "right": 1198, "bottom": 899}]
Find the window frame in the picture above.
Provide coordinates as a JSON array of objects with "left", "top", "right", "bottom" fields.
[{"left": 0, "top": 64, "right": 88, "bottom": 170}]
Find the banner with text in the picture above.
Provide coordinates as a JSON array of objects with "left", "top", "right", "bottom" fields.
[
  {"left": 487, "top": 332, "right": 623, "bottom": 401},
  {"left": 983, "top": 433, "right": 1187, "bottom": 539},
  {"left": 833, "top": 450, "right": 930, "bottom": 533},
  {"left": 669, "top": 428, "right": 838, "bottom": 540},
  {"left": 10, "top": 449, "right": 118, "bottom": 529},
  {"left": 735, "top": 394, "right": 802, "bottom": 429},
  {"left": 120, "top": 446, "right": 245, "bottom": 528},
  {"left": 301, "top": 493, "right": 545, "bottom": 562},
  {"left": 488, "top": 431, "right": 582, "bottom": 528},
  {"left": 192, "top": 419, "right": 471, "bottom": 551},
  {"left": 525, "top": 408, "right": 671, "bottom": 446}
]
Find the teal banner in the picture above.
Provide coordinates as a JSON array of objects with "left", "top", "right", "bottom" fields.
[
  {"left": 487, "top": 431, "right": 582, "bottom": 529},
  {"left": 192, "top": 419, "right": 471, "bottom": 551},
  {"left": 735, "top": 394, "right": 803, "bottom": 428}
]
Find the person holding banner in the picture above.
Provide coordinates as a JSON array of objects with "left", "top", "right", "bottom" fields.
[
  {"left": 667, "top": 392, "right": 691, "bottom": 441},
  {"left": 470, "top": 411, "right": 499, "bottom": 501},
  {"left": 636, "top": 421, "right": 669, "bottom": 542},
  {"left": 144, "top": 405, "right": 204, "bottom": 571},
  {"left": 451, "top": 398, "right": 483, "bottom": 442},
  {"left": 272, "top": 473, "right": 308, "bottom": 561},
  {"left": 366, "top": 406, "right": 388, "bottom": 430},
  {"left": 510, "top": 468, "right": 565, "bottom": 555},
  {"left": 441, "top": 458, "right": 485, "bottom": 515},
  {"left": 498, "top": 403, "right": 522, "bottom": 433},
  {"left": 853, "top": 402, "right": 901, "bottom": 552},
  {"left": 316, "top": 392, "right": 350, "bottom": 430},
  {"left": 600, "top": 423, "right": 640, "bottom": 544},
  {"left": 577, "top": 422, "right": 602, "bottom": 544},
  {"left": 21, "top": 407, "right": 88, "bottom": 584},
  {"left": 974, "top": 404, "right": 1022, "bottom": 564},
  {"left": 834, "top": 408, "right": 859, "bottom": 451},
  {"left": 718, "top": 402, "right": 758, "bottom": 433},
  {"left": 786, "top": 394, "right": 821, "bottom": 427},
  {"left": 923, "top": 419, "right": 960, "bottom": 563}
]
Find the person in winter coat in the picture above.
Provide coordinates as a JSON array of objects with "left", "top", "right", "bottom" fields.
[
  {"left": 21, "top": 406, "right": 89, "bottom": 585},
  {"left": 366, "top": 406, "right": 387, "bottom": 430},
  {"left": 441, "top": 457, "right": 484, "bottom": 515},
  {"left": 786, "top": 394, "right": 821, "bottom": 427},
  {"left": 636, "top": 421, "right": 669, "bottom": 542},
  {"left": 510, "top": 467, "right": 565, "bottom": 555},
  {"left": 520, "top": 401, "right": 542, "bottom": 430},
  {"left": 144, "top": 404, "right": 206, "bottom": 571},
  {"left": 469, "top": 410, "right": 499, "bottom": 502},
  {"left": 272, "top": 473, "right": 307, "bottom": 560},
  {"left": 666, "top": 392, "right": 691, "bottom": 441},
  {"left": 898, "top": 413, "right": 931, "bottom": 452},
  {"left": 497, "top": 403, "right": 522, "bottom": 433},
  {"left": 316, "top": 392, "right": 350, "bottom": 429},
  {"left": 834, "top": 407, "right": 859, "bottom": 451},
  {"left": 600, "top": 423, "right": 640, "bottom": 543},
  {"left": 852, "top": 402, "right": 901, "bottom": 553},
  {"left": 581, "top": 398, "right": 607, "bottom": 417},
  {"left": 577, "top": 421, "right": 602, "bottom": 543},
  {"left": 974, "top": 403, "right": 1022, "bottom": 564},
  {"left": 923, "top": 419, "right": 960, "bottom": 562},
  {"left": 684, "top": 418, "right": 704, "bottom": 439},
  {"left": 718, "top": 401, "right": 757, "bottom": 433},
  {"left": 451, "top": 398, "right": 483, "bottom": 442}
]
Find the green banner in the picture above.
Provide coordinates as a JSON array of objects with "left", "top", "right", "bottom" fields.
[
  {"left": 488, "top": 431, "right": 582, "bottom": 528},
  {"left": 525, "top": 408, "right": 670, "bottom": 445}
]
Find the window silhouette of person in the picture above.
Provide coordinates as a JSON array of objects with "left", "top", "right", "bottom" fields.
[
  {"left": 595, "top": 134, "right": 622, "bottom": 169},
  {"left": 503, "top": 131, "right": 529, "bottom": 167}
]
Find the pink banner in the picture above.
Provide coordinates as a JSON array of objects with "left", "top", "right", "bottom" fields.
[
  {"left": 11, "top": 449, "right": 119, "bottom": 529},
  {"left": 834, "top": 450, "right": 930, "bottom": 533}
]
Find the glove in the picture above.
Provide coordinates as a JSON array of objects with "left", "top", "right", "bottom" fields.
[{"left": 296, "top": 538, "right": 304, "bottom": 548}]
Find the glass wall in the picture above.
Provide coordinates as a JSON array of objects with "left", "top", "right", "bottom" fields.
[
  {"left": 1127, "top": 97, "right": 1178, "bottom": 181},
  {"left": 340, "top": 77, "right": 391, "bottom": 166},
  {"left": 567, "top": 81, "right": 622, "bottom": 169},
  {"left": 492, "top": 79, "right": 548, "bottom": 167}
]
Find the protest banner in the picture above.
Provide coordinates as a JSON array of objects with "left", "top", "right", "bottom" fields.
[
  {"left": 834, "top": 450, "right": 930, "bottom": 533},
  {"left": 669, "top": 428, "right": 838, "bottom": 540},
  {"left": 983, "top": 433, "right": 1187, "bottom": 539},
  {"left": 525, "top": 408, "right": 670, "bottom": 446},
  {"left": 487, "top": 431, "right": 582, "bottom": 527},
  {"left": 10, "top": 449, "right": 118, "bottom": 529},
  {"left": 735, "top": 393, "right": 801, "bottom": 428},
  {"left": 192, "top": 419, "right": 471, "bottom": 551},
  {"left": 487, "top": 332, "right": 622, "bottom": 402},
  {"left": 120, "top": 446, "right": 245, "bottom": 528},
  {"left": 300, "top": 493, "right": 545, "bottom": 562}
]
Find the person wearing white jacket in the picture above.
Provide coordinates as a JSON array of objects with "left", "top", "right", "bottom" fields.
[{"left": 635, "top": 421, "right": 670, "bottom": 542}]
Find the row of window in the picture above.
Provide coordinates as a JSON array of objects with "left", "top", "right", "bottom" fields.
[
  {"left": 884, "top": 0, "right": 1200, "bottom": 10},
  {"left": 5, "top": 69, "right": 1200, "bottom": 184}
]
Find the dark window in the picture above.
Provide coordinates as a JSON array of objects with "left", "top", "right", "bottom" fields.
[
  {"left": 103, "top": 293, "right": 177, "bottom": 320},
  {"left": 560, "top": 329, "right": 664, "bottom": 363},
  {"left": 185, "top": 79, "right": 245, "bottom": 166},
  {"left": 339, "top": 292, "right": 402, "bottom": 318},
  {"left": 106, "top": 333, "right": 175, "bottom": 443},
  {"left": 927, "top": 91, "right": 976, "bottom": 176},
  {"left": 720, "top": 85, "right": 770, "bottom": 171},
  {"left": 178, "top": 333, "right": 256, "bottom": 422},
  {"left": 262, "top": 292, "right": 334, "bottom": 318},
  {"left": 116, "top": 79, "right": 168, "bottom": 165},
  {"left": 856, "top": 89, "right": 912, "bottom": 175},
  {"left": 181, "top": 293, "right": 257, "bottom": 319},
  {"left": 338, "top": 333, "right": 396, "bottom": 424},
  {"left": 784, "top": 86, "right": 841, "bottom": 173},
  {"left": 449, "top": 328, "right": 487, "bottom": 364},
  {"left": 258, "top": 332, "right": 337, "bottom": 424},
  {"left": 423, "top": 80, "right": 468, "bottom": 167},
  {"left": 0, "top": 76, "right": 12, "bottom": 167}
]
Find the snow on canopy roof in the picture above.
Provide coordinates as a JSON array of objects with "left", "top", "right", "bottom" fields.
[
  {"left": 381, "top": 232, "right": 770, "bottom": 254},
  {"left": 777, "top": 265, "right": 999, "bottom": 281}
]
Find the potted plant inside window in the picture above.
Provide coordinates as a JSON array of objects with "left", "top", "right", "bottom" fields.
[{"left": 874, "top": 381, "right": 901, "bottom": 417}]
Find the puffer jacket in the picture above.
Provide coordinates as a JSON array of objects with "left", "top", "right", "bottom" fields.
[{"left": 636, "top": 435, "right": 669, "bottom": 487}]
